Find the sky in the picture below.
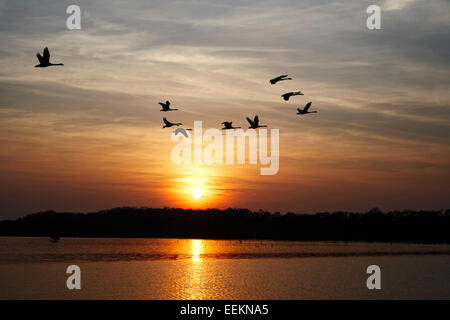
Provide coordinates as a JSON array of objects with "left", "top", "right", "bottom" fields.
[{"left": 0, "top": 0, "right": 449, "bottom": 219}]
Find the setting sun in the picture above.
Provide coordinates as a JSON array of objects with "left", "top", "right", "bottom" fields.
[{"left": 192, "top": 190, "right": 202, "bottom": 200}]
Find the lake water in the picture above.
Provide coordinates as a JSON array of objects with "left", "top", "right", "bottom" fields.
[{"left": 1, "top": 237, "right": 450, "bottom": 299}]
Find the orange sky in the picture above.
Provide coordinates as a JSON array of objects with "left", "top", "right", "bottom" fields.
[{"left": 0, "top": 0, "right": 449, "bottom": 218}]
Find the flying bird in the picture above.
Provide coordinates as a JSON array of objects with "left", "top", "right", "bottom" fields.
[
  {"left": 270, "top": 75, "right": 292, "bottom": 85},
  {"left": 49, "top": 233, "right": 60, "bottom": 243},
  {"left": 159, "top": 100, "right": 178, "bottom": 111},
  {"left": 247, "top": 115, "right": 267, "bottom": 129},
  {"left": 35, "top": 47, "right": 64, "bottom": 68},
  {"left": 282, "top": 91, "right": 303, "bottom": 101},
  {"left": 163, "top": 117, "right": 182, "bottom": 128},
  {"left": 221, "top": 122, "right": 241, "bottom": 130},
  {"left": 297, "top": 102, "right": 318, "bottom": 115},
  {"left": 174, "top": 127, "right": 192, "bottom": 137}
]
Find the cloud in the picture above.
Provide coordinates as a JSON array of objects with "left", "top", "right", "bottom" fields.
[
  {"left": 0, "top": 0, "right": 449, "bottom": 216},
  {"left": 382, "top": 0, "right": 417, "bottom": 11}
]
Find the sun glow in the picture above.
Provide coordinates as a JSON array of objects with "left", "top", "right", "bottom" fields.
[
  {"left": 165, "top": 165, "right": 223, "bottom": 207},
  {"left": 163, "top": 165, "right": 244, "bottom": 209},
  {"left": 193, "top": 189, "right": 202, "bottom": 200}
]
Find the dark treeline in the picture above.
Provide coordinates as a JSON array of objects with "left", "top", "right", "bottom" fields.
[{"left": 0, "top": 207, "right": 449, "bottom": 243}]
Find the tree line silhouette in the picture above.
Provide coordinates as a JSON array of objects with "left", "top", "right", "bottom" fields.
[{"left": 0, "top": 207, "right": 449, "bottom": 243}]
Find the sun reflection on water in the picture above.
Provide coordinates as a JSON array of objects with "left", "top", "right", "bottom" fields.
[{"left": 190, "top": 239, "right": 204, "bottom": 262}]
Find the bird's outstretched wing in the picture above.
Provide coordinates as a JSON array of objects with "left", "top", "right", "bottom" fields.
[
  {"left": 303, "top": 102, "right": 312, "bottom": 112},
  {"left": 43, "top": 47, "right": 50, "bottom": 64},
  {"left": 159, "top": 102, "right": 166, "bottom": 107},
  {"left": 163, "top": 117, "right": 171, "bottom": 126},
  {"left": 270, "top": 75, "right": 283, "bottom": 84},
  {"left": 270, "top": 75, "right": 291, "bottom": 84},
  {"left": 246, "top": 117, "right": 255, "bottom": 126},
  {"left": 254, "top": 115, "right": 259, "bottom": 126},
  {"left": 174, "top": 128, "right": 189, "bottom": 138},
  {"left": 36, "top": 53, "right": 43, "bottom": 64}
]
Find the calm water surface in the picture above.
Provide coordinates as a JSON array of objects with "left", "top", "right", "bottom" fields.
[{"left": 1, "top": 237, "right": 449, "bottom": 299}]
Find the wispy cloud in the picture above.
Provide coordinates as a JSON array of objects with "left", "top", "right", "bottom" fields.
[{"left": 0, "top": 0, "right": 449, "bottom": 217}]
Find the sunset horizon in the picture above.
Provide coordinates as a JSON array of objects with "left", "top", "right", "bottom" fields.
[
  {"left": 1, "top": 1, "right": 449, "bottom": 220},
  {"left": 1, "top": 0, "right": 449, "bottom": 305}
]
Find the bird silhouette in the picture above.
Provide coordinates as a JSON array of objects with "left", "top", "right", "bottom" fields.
[
  {"left": 221, "top": 122, "right": 241, "bottom": 130},
  {"left": 297, "top": 102, "right": 318, "bottom": 115},
  {"left": 49, "top": 233, "right": 60, "bottom": 243},
  {"left": 247, "top": 115, "right": 267, "bottom": 129},
  {"left": 163, "top": 117, "right": 182, "bottom": 128},
  {"left": 282, "top": 91, "right": 303, "bottom": 101},
  {"left": 159, "top": 100, "right": 178, "bottom": 111},
  {"left": 35, "top": 47, "right": 64, "bottom": 68},
  {"left": 174, "top": 127, "right": 192, "bottom": 137},
  {"left": 270, "top": 75, "right": 292, "bottom": 85}
]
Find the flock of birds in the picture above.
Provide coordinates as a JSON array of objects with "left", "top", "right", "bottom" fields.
[
  {"left": 159, "top": 98, "right": 270, "bottom": 132},
  {"left": 34, "top": 48, "right": 318, "bottom": 135},
  {"left": 159, "top": 74, "right": 318, "bottom": 133},
  {"left": 269, "top": 75, "right": 318, "bottom": 116}
]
